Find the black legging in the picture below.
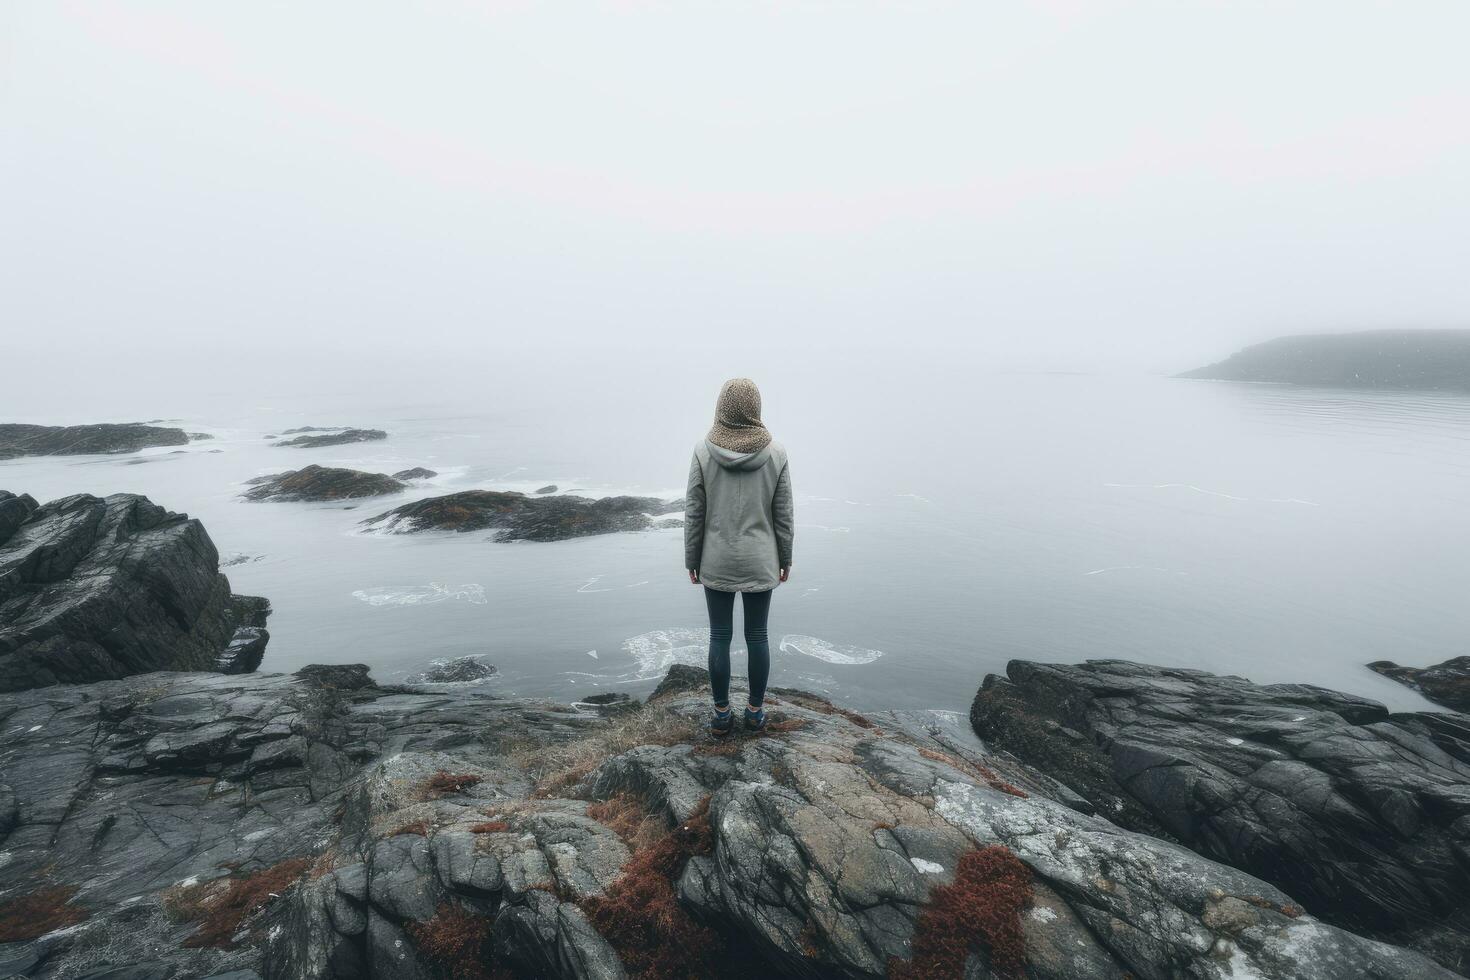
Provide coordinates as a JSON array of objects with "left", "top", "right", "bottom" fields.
[{"left": 704, "top": 586, "right": 772, "bottom": 708}]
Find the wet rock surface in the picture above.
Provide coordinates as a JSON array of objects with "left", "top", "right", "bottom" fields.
[
  {"left": 0, "top": 423, "right": 190, "bottom": 460},
  {"left": 391, "top": 468, "right": 438, "bottom": 482},
  {"left": 411, "top": 656, "right": 497, "bottom": 684},
  {"left": 272, "top": 429, "right": 386, "bottom": 449},
  {"left": 243, "top": 466, "right": 406, "bottom": 502},
  {"left": 360, "top": 490, "right": 683, "bottom": 542},
  {"left": 1, "top": 663, "right": 1456, "bottom": 979},
  {"left": 0, "top": 491, "right": 270, "bottom": 692},
  {"left": 971, "top": 659, "right": 1470, "bottom": 973},
  {"left": 1368, "top": 656, "right": 1470, "bottom": 713}
]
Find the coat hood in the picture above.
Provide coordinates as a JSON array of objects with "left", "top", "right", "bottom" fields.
[
  {"left": 706, "top": 378, "right": 773, "bottom": 454},
  {"left": 705, "top": 438, "right": 772, "bottom": 472}
]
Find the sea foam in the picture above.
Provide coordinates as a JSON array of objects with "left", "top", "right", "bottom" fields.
[{"left": 352, "top": 583, "right": 487, "bottom": 607}]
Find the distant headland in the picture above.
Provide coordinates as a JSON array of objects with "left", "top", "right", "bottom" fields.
[{"left": 1179, "top": 329, "right": 1470, "bottom": 390}]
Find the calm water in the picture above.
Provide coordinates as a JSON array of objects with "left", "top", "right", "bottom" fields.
[{"left": 4, "top": 363, "right": 1467, "bottom": 713}]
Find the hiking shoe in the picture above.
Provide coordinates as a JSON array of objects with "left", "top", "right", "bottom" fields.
[
  {"left": 710, "top": 707, "right": 734, "bottom": 738},
  {"left": 743, "top": 706, "right": 767, "bottom": 732}
]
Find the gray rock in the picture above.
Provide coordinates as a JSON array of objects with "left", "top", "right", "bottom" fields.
[
  {"left": 971, "top": 659, "right": 1470, "bottom": 973},
  {"left": 0, "top": 491, "right": 271, "bottom": 691},
  {"left": 1368, "top": 655, "right": 1470, "bottom": 712},
  {"left": 360, "top": 490, "right": 683, "bottom": 542},
  {"left": 274, "top": 429, "right": 387, "bottom": 449},
  {"left": 412, "top": 656, "right": 496, "bottom": 684},
  {"left": 0, "top": 423, "right": 190, "bottom": 459},
  {"left": 244, "top": 465, "right": 405, "bottom": 502}
]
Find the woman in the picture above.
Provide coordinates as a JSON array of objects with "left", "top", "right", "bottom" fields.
[{"left": 684, "top": 378, "right": 794, "bottom": 737}]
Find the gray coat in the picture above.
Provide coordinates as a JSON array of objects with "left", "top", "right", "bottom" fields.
[{"left": 684, "top": 439, "right": 793, "bottom": 592}]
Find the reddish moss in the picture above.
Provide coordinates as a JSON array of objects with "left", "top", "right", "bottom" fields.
[
  {"left": 0, "top": 885, "right": 88, "bottom": 942},
  {"left": 421, "top": 770, "right": 484, "bottom": 799},
  {"left": 889, "top": 846, "right": 1032, "bottom": 980},
  {"left": 763, "top": 717, "right": 811, "bottom": 733},
  {"left": 580, "top": 797, "right": 725, "bottom": 979},
  {"left": 176, "top": 857, "right": 312, "bottom": 949},
  {"left": 391, "top": 820, "right": 431, "bottom": 837},
  {"left": 470, "top": 820, "right": 510, "bottom": 834},
  {"left": 406, "top": 902, "right": 513, "bottom": 980}
]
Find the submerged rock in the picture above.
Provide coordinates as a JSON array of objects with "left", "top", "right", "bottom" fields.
[
  {"left": 535, "top": 484, "right": 559, "bottom": 494},
  {"left": 361, "top": 490, "right": 683, "bottom": 542},
  {"left": 970, "top": 659, "right": 1470, "bottom": 971},
  {"left": 244, "top": 464, "right": 406, "bottom": 502},
  {"left": 0, "top": 422, "right": 190, "bottom": 459},
  {"left": 0, "top": 490, "right": 271, "bottom": 691},
  {"left": 275, "top": 428, "right": 387, "bottom": 448},
  {"left": 1368, "top": 656, "right": 1470, "bottom": 713},
  {"left": 392, "top": 467, "right": 438, "bottom": 481},
  {"left": 0, "top": 664, "right": 1451, "bottom": 979},
  {"left": 413, "top": 656, "right": 497, "bottom": 684}
]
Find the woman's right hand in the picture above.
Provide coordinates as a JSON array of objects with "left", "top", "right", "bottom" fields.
[{"left": 688, "top": 569, "right": 700, "bottom": 584}]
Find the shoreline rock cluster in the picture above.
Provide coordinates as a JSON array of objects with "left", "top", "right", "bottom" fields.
[
  {"left": 1, "top": 660, "right": 1458, "bottom": 979},
  {"left": 361, "top": 489, "right": 683, "bottom": 542},
  {"left": 0, "top": 490, "right": 271, "bottom": 692},
  {"left": 970, "top": 659, "right": 1470, "bottom": 972}
]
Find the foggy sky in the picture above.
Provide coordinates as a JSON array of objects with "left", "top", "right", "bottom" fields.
[{"left": 3, "top": 1, "right": 1468, "bottom": 401}]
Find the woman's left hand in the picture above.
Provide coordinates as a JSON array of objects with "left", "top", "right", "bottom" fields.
[
  {"left": 688, "top": 569, "right": 700, "bottom": 584},
  {"left": 779, "top": 566, "right": 790, "bottom": 583}
]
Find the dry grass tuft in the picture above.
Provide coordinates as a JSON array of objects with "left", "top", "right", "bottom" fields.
[
  {"left": 581, "top": 796, "right": 725, "bottom": 979},
  {"left": 919, "top": 748, "right": 1029, "bottom": 799},
  {"left": 419, "top": 770, "right": 484, "bottom": 800},
  {"left": 391, "top": 820, "right": 431, "bottom": 837},
  {"left": 692, "top": 739, "right": 743, "bottom": 757},
  {"left": 169, "top": 856, "right": 312, "bottom": 949},
  {"left": 514, "top": 705, "right": 702, "bottom": 798},
  {"left": 405, "top": 902, "right": 513, "bottom": 980},
  {"left": 470, "top": 820, "right": 510, "bottom": 834},
  {"left": 0, "top": 885, "right": 88, "bottom": 942},
  {"left": 889, "top": 845, "right": 1032, "bottom": 979},
  {"left": 588, "top": 792, "right": 669, "bottom": 853}
]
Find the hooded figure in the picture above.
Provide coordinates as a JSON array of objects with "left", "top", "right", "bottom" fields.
[
  {"left": 685, "top": 379, "right": 793, "bottom": 591},
  {"left": 685, "top": 378, "right": 794, "bottom": 735}
]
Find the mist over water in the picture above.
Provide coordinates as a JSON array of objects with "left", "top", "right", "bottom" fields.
[{"left": 4, "top": 348, "right": 1463, "bottom": 713}]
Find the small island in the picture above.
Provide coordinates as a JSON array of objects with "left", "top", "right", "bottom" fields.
[
  {"left": 361, "top": 489, "right": 682, "bottom": 542},
  {"left": 273, "top": 427, "right": 387, "bottom": 448},
  {"left": 243, "top": 465, "right": 407, "bottom": 502},
  {"left": 0, "top": 422, "right": 190, "bottom": 459},
  {"left": 1178, "top": 329, "right": 1470, "bottom": 390}
]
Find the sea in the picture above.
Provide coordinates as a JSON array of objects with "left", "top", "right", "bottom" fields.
[{"left": 5, "top": 352, "right": 1467, "bottom": 714}]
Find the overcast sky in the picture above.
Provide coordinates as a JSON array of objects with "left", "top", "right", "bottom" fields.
[{"left": 3, "top": 1, "right": 1468, "bottom": 388}]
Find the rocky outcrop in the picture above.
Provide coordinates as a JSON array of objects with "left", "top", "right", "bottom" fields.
[
  {"left": 1368, "top": 656, "right": 1470, "bottom": 713},
  {"left": 392, "top": 468, "right": 438, "bottom": 481},
  {"left": 361, "top": 491, "right": 683, "bottom": 542},
  {"left": 0, "top": 423, "right": 190, "bottom": 459},
  {"left": 1178, "top": 329, "right": 1470, "bottom": 390},
  {"left": 410, "top": 656, "right": 497, "bottom": 684},
  {"left": 0, "top": 490, "right": 270, "bottom": 691},
  {"left": 0, "top": 663, "right": 1455, "bottom": 979},
  {"left": 971, "top": 659, "right": 1470, "bottom": 973},
  {"left": 274, "top": 429, "right": 387, "bottom": 449},
  {"left": 244, "top": 466, "right": 406, "bottom": 502},
  {"left": 535, "top": 485, "right": 559, "bottom": 495}
]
